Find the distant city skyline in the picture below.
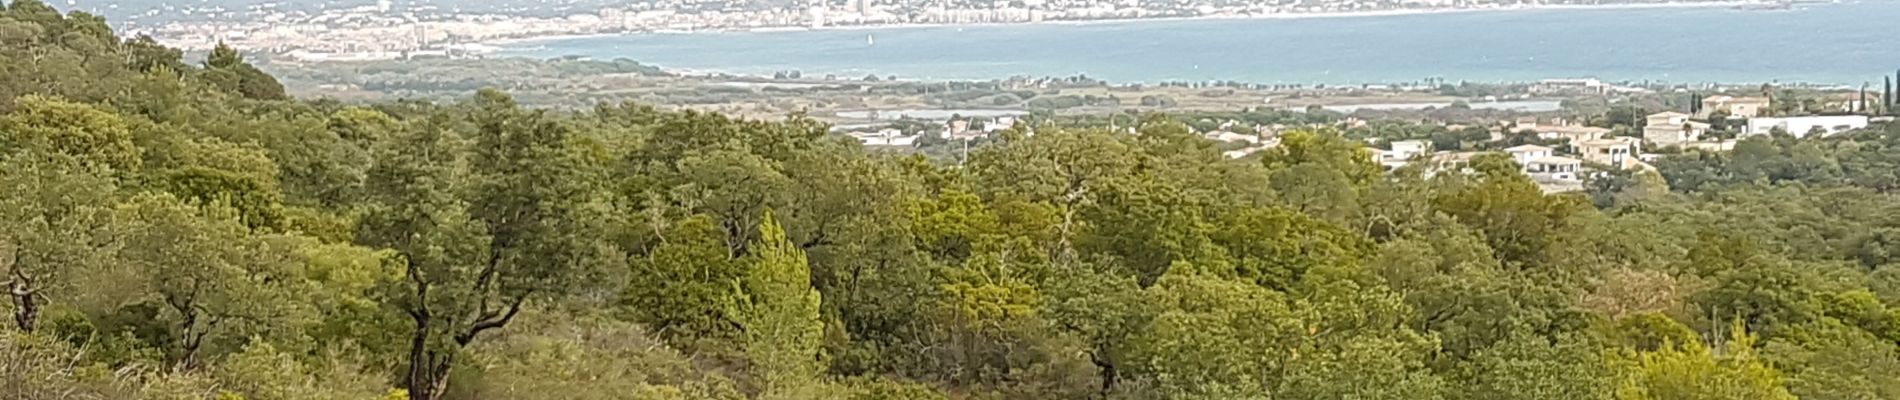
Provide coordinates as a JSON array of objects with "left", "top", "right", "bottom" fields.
[{"left": 87, "top": 0, "right": 1773, "bottom": 56}]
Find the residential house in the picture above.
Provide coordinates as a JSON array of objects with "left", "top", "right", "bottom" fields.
[
  {"left": 1369, "top": 139, "right": 1432, "bottom": 169},
  {"left": 851, "top": 128, "right": 919, "bottom": 146},
  {"left": 1574, "top": 137, "right": 1643, "bottom": 169},
  {"left": 1699, "top": 95, "right": 1770, "bottom": 118},
  {"left": 1426, "top": 151, "right": 1484, "bottom": 174},
  {"left": 1390, "top": 140, "right": 1431, "bottom": 160},
  {"left": 1742, "top": 115, "right": 1870, "bottom": 138},
  {"left": 1505, "top": 144, "right": 1554, "bottom": 165},
  {"left": 1642, "top": 111, "right": 1711, "bottom": 148},
  {"left": 1524, "top": 156, "right": 1583, "bottom": 182},
  {"left": 1209, "top": 131, "right": 1261, "bottom": 144},
  {"left": 986, "top": 116, "right": 1017, "bottom": 132},
  {"left": 1535, "top": 125, "right": 1612, "bottom": 144},
  {"left": 1500, "top": 144, "right": 1583, "bottom": 181},
  {"left": 1223, "top": 138, "right": 1281, "bottom": 160}
]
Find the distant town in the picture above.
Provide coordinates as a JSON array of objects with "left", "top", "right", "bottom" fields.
[
  {"left": 87, "top": 0, "right": 1793, "bottom": 60},
  {"left": 831, "top": 78, "right": 1896, "bottom": 193}
]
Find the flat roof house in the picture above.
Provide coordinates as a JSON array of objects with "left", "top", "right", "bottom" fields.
[{"left": 1525, "top": 155, "right": 1582, "bottom": 181}]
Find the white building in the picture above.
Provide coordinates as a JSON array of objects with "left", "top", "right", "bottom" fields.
[
  {"left": 1535, "top": 125, "right": 1612, "bottom": 144},
  {"left": 1699, "top": 95, "right": 1771, "bottom": 118},
  {"left": 1390, "top": 140, "right": 1430, "bottom": 160},
  {"left": 1743, "top": 115, "right": 1871, "bottom": 138},
  {"left": 1209, "top": 131, "right": 1261, "bottom": 144},
  {"left": 1368, "top": 139, "right": 1431, "bottom": 169},
  {"left": 1525, "top": 156, "right": 1583, "bottom": 181},
  {"left": 987, "top": 117, "right": 1017, "bottom": 132},
  {"left": 1575, "top": 137, "right": 1643, "bottom": 169},
  {"left": 851, "top": 129, "right": 918, "bottom": 146},
  {"left": 1643, "top": 111, "right": 1711, "bottom": 148},
  {"left": 1531, "top": 78, "right": 1610, "bottom": 95},
  {"left": 1504, "top": 144, "right": 1554, "bottom": 166}
]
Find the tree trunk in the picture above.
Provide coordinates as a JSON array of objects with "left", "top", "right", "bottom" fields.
[
  {"left": 11, "top": 288, "right": 36, "bottom": 333},
  {"left": 1090, "top": 351, "right": 1118, "bottom": 399},
  {"left": 7, "top": 266, "right": 36, "bottom": 332},
  {"left": 407, "top": 314, "right": 437, "bottom": 400}
]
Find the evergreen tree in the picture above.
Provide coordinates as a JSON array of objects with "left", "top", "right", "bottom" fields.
[{"left": 731, "top": 211, "right": 827, "bottom": 399}]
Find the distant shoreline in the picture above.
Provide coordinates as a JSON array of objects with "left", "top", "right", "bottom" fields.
[{"left": 485, "top": 1, "right": 1758, "bottom": 46}]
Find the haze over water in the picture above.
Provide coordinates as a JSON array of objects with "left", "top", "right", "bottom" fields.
[{"left": 503, "top": 1, "right": 1900, "bottom": 84}]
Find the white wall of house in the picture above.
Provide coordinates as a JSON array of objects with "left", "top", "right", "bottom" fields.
[{"left": 1744, "top": 115, "right": 1870, "bottom": 138}]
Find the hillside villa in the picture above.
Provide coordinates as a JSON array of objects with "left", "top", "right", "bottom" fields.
[
  {"left": 1699, "top": 95, "right": 1770, "bottom": 118},
  {"left": 1643, "top": 111, "right": 1712, "bottom": 148}
]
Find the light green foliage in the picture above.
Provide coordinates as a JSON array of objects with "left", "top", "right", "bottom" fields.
[
  {"left": 1764, "top": 321, "right": 1900, "bottom": 400},
  {"left": 151, "top": 137, "right": 288, "bottom": 229},
  {"left": 1210, "top": 206, "right": 1371, "bottom": 290},
  {"left": 452, "top": 312, "right": 744, "bottom": 400},
  {"left": 111, "top": 193, "right": 313, "bottom": 370},
  {"left": 214, "top": 341, "right": 388, "bottom": 400},
  {"left": 843, "top": 377, "right": 949, "bottom": 400},
  {"left": 731, "top": 212, "right": 828, "bottom": 399},
  {"left": 1457, "top": 333, "right": 1619, "bottom": 400},
  {"left": 1260, "top": 129, "right": 1383, "bottom": 189},
  {"left": 1432, "top": 154, "right": 1588, "bottom": 265},
  {"left": 0, "top": 154, "right": 118, "bottom": 331},
  {"left": 0, "top": 95, "right": 141, "bottom": 172},
  {"left": 1621, "top": 322, "right": 1795, "bottom": 400},
  {"left": 623, "top": 214, "right": 748, "bottom": 345},
  {"left": 1126, "top": 270, "right": 1296, "bottom": 398}
]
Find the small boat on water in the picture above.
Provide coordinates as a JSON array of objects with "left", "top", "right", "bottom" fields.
[{"left": 867, "top": 34, "right": 875, "bottom": 46}]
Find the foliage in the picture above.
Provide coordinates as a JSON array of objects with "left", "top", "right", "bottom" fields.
[{"left": 4, "top": 4, "right": 1900, "bottom": 399}]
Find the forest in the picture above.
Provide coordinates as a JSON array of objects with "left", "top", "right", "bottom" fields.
[{"left": 7, "top": 1, "right": 1900, "bottom": 399}]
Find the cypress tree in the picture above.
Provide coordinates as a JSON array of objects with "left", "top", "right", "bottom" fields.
[
  {"left": 1859, "top": 83, "right": 1868, "bottom": 113},
  {"left": 1886, "top": 76, "right": 1893, "bottom": 115}
]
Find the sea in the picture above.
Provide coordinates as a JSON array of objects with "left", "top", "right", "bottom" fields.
[{"left": 499, "top": 1, "right": 1900, "bottom": 85}]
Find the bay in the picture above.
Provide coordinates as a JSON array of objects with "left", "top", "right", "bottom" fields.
[{"left": 500, "top": 1, "right": 1900, "bottom": 85}]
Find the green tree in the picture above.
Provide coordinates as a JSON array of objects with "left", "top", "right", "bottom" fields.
[
  {"left": 0, "top": 95, "right": 141, "bottom": 172},
  {"left": 1621, "top": 322, "right": 1795, "bottom": 400},
  {"left": 1457, "top": 332, "right": 1619, "bottom": 400},
  {"left": 730, "top": 212, "right": 827, "bottom": 399},
  {"left": 111, "top": 193, "right": 310, "bottom": 370},
  {"left": 358, "top": 91, "right": 610, "bottom": 400}
]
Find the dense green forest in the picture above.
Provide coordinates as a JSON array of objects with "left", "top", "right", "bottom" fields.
[{"left": 8, "top": 1, "right": 1900, "bottom": 399}]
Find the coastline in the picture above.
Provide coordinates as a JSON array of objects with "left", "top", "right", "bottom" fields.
[{"left": 484, "top": 1, "right": 1758, "bottom": 46}]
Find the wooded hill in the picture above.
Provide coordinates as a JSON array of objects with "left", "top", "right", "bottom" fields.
[{"left": 6, "top": 1, "right": 1900, "bottom": 399}]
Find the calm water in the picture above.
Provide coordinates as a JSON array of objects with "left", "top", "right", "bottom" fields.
[{"left": 502, "top": 1, "right": 1900, "bottom": 84}]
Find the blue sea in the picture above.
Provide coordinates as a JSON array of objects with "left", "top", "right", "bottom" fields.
[{"left": 501, "top": 1, "right": 1900, "bottom": 85}]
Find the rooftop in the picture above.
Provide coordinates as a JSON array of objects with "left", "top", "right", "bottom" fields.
[
  {"left": 1536, "top": 125, "right": 1612, "bottom": 134},
  {"left": 1528, "top": 155, "right": 1582, "bottom": 165},
  {"left": 1577, "top": 137, "right": 1641, "bottom": 147},
  {"left": 1506, "top": 144, "right": 1554, "bottom": 153}
]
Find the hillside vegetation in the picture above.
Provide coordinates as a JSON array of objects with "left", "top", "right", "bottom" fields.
[{"left": 5, "top": 1, "right": 1900, "bottom": 399}]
